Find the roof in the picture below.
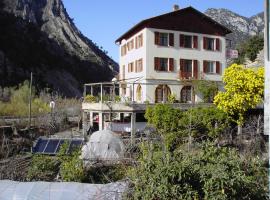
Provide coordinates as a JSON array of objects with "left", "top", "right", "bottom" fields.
[{"left": 115, "top": 6, "right": 232, "bottom": 43}]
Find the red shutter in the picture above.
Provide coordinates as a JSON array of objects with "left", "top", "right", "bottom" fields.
[
  {"left": 193, "top": 60, "right": 198, "bottom": 79},
  {"left": 135, "top": 60, "right": 138, "bottom": 72},
  {"left": 180, "top": 34, "right": 184, "bottom": 47},
  {"left": 180, "top": 59, "right": 184, "bottom": 78},
  {"left": 203, "top": 61, "right": 207, "bottom": 73},
  {"left": 135, "top": 37, "right": 138, "bottom": 49},
  {"left": 216, "top": 61, "right": 221, "bottom": 74},
  {"left": 203, "top": 37, "right": 207, "bottom": 49},
  {"left": 169, "top": 58, "right": 174, "bottom": 71},
  {"left": 216, "top": 38, "right": 220, "bottom": 51},
  {"left": 154, "top": 57, "right": 159, "bottom": 70},
  {"left": 169, "top": 33, "right": 174, "bottom": 46},
  {"left": 193, "top": 36, "right": 198, "bottom": 49},
  {"left": 155, "top": 32, "right": 159, "bottom": 45}
]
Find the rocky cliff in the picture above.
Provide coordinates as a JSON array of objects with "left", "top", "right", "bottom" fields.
[
  {"left": 0, "top": 0, "right": 118, "bottom": 97},
  {"left": 205, "top": 8, "right": 264, "bottom": 48}
]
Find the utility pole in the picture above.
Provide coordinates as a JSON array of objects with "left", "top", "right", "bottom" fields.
[{"left": 28, "top": 72, "right": 33, "bottom": 129}]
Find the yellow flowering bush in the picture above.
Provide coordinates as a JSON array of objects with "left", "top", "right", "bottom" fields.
[{"left": 214, "top": 64, "right": 264, "bottom": 125}]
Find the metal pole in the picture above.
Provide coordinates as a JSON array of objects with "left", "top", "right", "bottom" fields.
[
  {"left": 101, "top": 83, "right": 103, "bottom": 102},
  {"left": 28, "top": 72, "right": 32, "bottom": 128}
]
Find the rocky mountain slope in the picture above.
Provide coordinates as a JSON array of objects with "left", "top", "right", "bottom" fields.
[
  {"left": 205, "top": 8, "right": 264, "bottom": 48},
  {"left": 0, "top": 0, "right": 118, "bottom": 97}
]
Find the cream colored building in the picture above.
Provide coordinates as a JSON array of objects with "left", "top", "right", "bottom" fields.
[{"left": 116, "top": 6, "right": 231, "bottom": 103}]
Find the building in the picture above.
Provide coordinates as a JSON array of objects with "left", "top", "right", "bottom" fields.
[
  {"left": 115, "top": 6, "right": 231, "bottom": 103},
  {"left": 82, "top": 6, "right": 231, "bottom": 138}
]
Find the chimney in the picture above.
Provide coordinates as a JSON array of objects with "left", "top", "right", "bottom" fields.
[{"left": 173, "top": 4, "right": 179, "bottom": 11}]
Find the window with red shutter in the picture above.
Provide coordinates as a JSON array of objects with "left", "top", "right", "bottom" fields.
[
  {"left": 154, "top": 32, "right": 160, "bottom": 45},
  {"left": 169, "top": 33, "right": 174, "bottom": 46},
  {"left": 216, "top": 38, "right": 220, "bottom": 51},
  {"left": 193, "top": 60, "right": 198, "bottom": 79},
  {"left": 193, "top": 36, "right": 198, "bottom": 49},
  {"left": 216, "top": 61, "right": 221, "bottom": 74},
  {"left": 180, "top": 34, "right": 184, "bottom": 47},
  {"left": 169, "top": 58, "right": 174, "bottom": 71}
]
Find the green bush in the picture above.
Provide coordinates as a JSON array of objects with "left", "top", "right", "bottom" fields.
[
  {"left": 27, "top": 155, "right": 59, "bottom": 181},
  {"left": 168, "top": 93, "right": 177, "bottom": 103},
  {"left": 127, "top": 142, "right": 268, "bottom": 200}
]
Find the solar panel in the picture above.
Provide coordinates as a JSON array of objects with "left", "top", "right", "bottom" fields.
[
  {"left": 68, "top": 140, "right": 83, "bottom": 153},
  {"left": 33, "top": 138, "right": 48, "bottom": 153},
  {"left": 55, "top": 140, "right": 65, "bottom": 153},
  {"left": 44, "top": 139, "right": 59, "bottom": 154},
  {"left": 32, "top": 137, "right": 84, "bottom": 155}
]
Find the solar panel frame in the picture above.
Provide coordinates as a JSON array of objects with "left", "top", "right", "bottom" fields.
[{"left": 32, "top": 137, "right": 84, "bottom": 155}]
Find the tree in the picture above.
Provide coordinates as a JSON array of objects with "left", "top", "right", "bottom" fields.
[
  {"left": 234, "top": 35, "right": 264, "bottom": 64},
  {"left": 214, "top": 64, "right": 264, "bottom": 134}
]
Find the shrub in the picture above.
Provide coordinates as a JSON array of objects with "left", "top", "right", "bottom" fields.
[
  {"left": 84, "top": 95, "right": 96, "bottom": 103},
  {"left": 27, "top": 155, "right": 59, "bottom": 181},
  {"left": 127, "top": 142, "right": 268, "bottom": 200}
]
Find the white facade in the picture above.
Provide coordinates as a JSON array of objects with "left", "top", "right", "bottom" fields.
[{"left": 118, "top": 25, "right": 227, "bottom": 103}]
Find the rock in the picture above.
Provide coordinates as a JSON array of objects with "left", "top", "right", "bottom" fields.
[
  {"left": 0, "top": 0, "right": 118, "bottom": 97},
  {"left": 205, "top": 8, "right": 264, "bottom": 49}
]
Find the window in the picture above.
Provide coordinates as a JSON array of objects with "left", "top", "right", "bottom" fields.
[
  {"left": 136, "top": 34, "right": 143, "bottom": 48},
  {"left": 203, "top": 37, "right": 220, "bottom": 51},
  {"left": 128, "top": 62, "right": 134, "bottom": 72},
  {"left": 183, "top": 60, "right": 192, "bottom": 72},
  {"left": 154, "top": 57, "right": 174, "bottom": 72},
  {"left": 127, "top": 39, "right": 134, "bottom": 51},
  {"left": 181, "top": 86, "right": 193, "bottom": 103},
  {"left": 121, "top": 44, "right": 127, "bottom": 56},
  {"left": 160, "top": 33, "right": 168, "bottom": 46},
  {"left": 204, "top": 37, "right": 215, "bottom": 50},
  {"left": 155, "top": 32, "right": 174, "bottom": 46},
  {"left": 135, "top": 59, "right": 143, "bottom": 72},
  {"left": 203, "top": 61, "right": 221, "bottom": 74},
  {"left": 180, "top": 34, "right": 198, "bottom": 48},
  {"left": 155, "top": 85, "right": 171, "bottom": 103},
  {"left": 180, "top": 59, "right": 198, "bottom": 79}
]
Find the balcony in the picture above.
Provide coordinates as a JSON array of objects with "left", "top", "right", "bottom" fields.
[{"left": 179, "top": 71, "right": 198, "bottom": 80}]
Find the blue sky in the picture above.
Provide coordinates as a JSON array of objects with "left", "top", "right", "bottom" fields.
[{"left": 62, "top": 0, "right": 264, "bottom": 62}]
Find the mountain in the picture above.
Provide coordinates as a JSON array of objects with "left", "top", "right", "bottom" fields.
[
  {"left": 0, "top": 0, "right": 118, "bottom": 97},
  {"left": 205, "top": 8, "right": 264, "bottom": 49}
]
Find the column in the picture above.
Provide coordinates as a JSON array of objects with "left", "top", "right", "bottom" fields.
[
  {"left": 130, "top": 112, "right": 136, "bottom": 144},
  {"left": 98, "top": 112, "right": 103, "bottom": 131}
]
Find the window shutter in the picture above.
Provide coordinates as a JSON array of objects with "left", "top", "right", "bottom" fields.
[
  {"left": 135, "top": 60, "right": 138, "bottom": 72},
  {"left": 193, "top": 60, "right": 198, "bottom": 79},
  {"left": 193, "top": 36, "right": 198, "bottom": 49},
  {"left": 155, "top": 32, "right": 160, "bottom": 45},
  {"left": 203, "top": 61, "right": 207, "bottom": 73},
  {"left": 154, "top": 57, "right": 159, "bottom": 70},
  {"left": 169, "top": 58, "right": 174, "bottom": 71},
  {"left": 216, "top": 61, "right": 221, "bottom": 74},
  {"left": 203, "top": 37, "right": 207, "bottom": 49},
  {"left": 180, "top": 34, "right": 184, "bottom": 47},
  {"left": 135, "top": 37, "right": 138, "bottom": 49},
  {"left": 180, "top": 59, "right": 184, "bottom": 78},
  {"left": 216, "top": 38, "right": 220, "bottom": 51},
  {"left": 169, "top": 33, "right": 174, "bottom": 46}
]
